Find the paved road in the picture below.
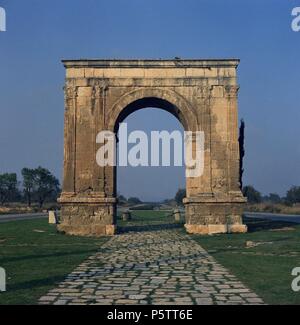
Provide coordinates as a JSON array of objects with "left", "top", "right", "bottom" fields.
[
  {"left": 244, "top": 212, "right": 300, "bottom": 224},
  {"left": 1, "top": 211, "right": 299, "bottom": 225},
  {"left": 39, "top": 228, "right": 264, "bottom": 305},
  {"left": 0, "top": 212, "right": 48, "bottom": 223}
]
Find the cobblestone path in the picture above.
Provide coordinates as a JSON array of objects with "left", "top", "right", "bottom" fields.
[{"left": 39, "top": 228, "right": 264, "bottom": 305}]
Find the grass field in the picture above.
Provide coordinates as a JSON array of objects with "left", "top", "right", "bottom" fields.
[
  {"left": 1, "top": 211, "right": 300, "bottom": 305},
  {"left": 246, "top": 203, "right": 300, "bottom": 215},
  {"left": 0, "top": 202, "right": 59, "bottom": 215},
  {"left": 117, "top": 209, "right": 182, "bottom": 227},
  {"left": 0, "top": 219, "right": 107, "bottom": 305},
  {"left": 192, "top": 217, "right": 300, "bottom": 305}
]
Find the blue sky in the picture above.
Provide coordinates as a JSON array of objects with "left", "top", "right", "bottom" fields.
[{"left": 0, "top": 0, "right": 299, "bottom": 201}]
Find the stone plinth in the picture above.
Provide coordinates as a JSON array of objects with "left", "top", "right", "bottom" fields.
[
  {"left": 184, "top": 193, "right": 247, "bottom": 234},
  {"left": 57, "top": 193, "right": 116, "bottom": 236}
]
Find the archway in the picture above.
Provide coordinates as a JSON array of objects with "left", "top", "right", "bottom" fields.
[
  {"left": 115, "top": 105, "right": 186, "bottom": 230},
  {"left": 111, "top": 93, "right": 199, "bottom": 233},
  {"left": 58, "top": 59, "right": 247, "bottom": 236}
]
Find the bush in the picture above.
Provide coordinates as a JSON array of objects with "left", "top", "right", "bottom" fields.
[
  {"left": 263, "top": 204, "right": 281, "bottom": 214},
  {"left": 127, "top": 197, "right": 142, "bottom": 205},
  {"left": 175, "top": 188, "right": 186, "bottom": 206},
  {"left": 286, "top": 186, "right": 300, "bottom": 204},
  {"left": 243, "top": 186, "right": 262, "bottom": 203}
]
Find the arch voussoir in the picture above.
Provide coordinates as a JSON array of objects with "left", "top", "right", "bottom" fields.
[{"left": 107, "top": 87, "right": 198, "bottom": 132}]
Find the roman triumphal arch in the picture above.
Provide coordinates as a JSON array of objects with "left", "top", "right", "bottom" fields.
[{"left": 58, "top": 59, "right": 247, "bottom": 236}]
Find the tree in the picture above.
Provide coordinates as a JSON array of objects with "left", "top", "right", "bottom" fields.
[
  {"left": 242, "top": 185, "right": 262, "bottom": 204},
  {"left": 0, "top": 173, "right": 19, "bottom": 205},
  {"left": 286, "top": 186, "right": 300, "bottom": 205},
  {"left": 33, "top": 167, "right": 60, "bottom": 208},
  {"left": 22, "top": 168, "right": 35, "bottom": 206},
  {"left": 175, "top": 188, "right": 186, "bottom": 206},
  {"left": 117, "top": 194, "right": 127, "bottom": 205},
  {"left": 266, "top": 193, "right": 281, "bottom": 204},
  {"left": 127, "top": 197, "right": 142, "bottom": 205},
  {"left": 238, "top": 119, "right": 245, "bottom": 190},
  {"left": 117, "top": 194, "right": 127, "bottom": 201},
  {"left": 22, "top": 167, "right": 60, "bottom": 208}
]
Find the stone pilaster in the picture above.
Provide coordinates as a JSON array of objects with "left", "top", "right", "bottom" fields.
[{"left": 62, "top": 83, "right": 77, "bottom": 194}]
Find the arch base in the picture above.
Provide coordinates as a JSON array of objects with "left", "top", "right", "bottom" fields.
[
  {"left": 184, "top": 198, "right": 247, "bottom": 235},
  {"left": 57, "top": 194, "right": 116, "bottom": 237}
]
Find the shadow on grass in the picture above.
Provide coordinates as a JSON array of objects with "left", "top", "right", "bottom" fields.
[
  {"left": 118, "top": 216, "right": 298, "bottom": 235},
  {"left": 117, "top": 222, "right": 184, "bottom": 234},
  {"left": 0, "top": 248, "right": 98, "bottom": 264},
  {"left": 243, "top": 216, "right": 298, "bottom": 233},
  {"left": 7, "top": 275, "right": 67, "bottom": 292}
]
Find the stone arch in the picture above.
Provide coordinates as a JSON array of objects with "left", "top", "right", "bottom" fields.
[
  {"left": 107, "top": 87, "right": 198, "bottom": 132},
  {"left": 58, "top": 59, "right": 247, "bottom": 237}
]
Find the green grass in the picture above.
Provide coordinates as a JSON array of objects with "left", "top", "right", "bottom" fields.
[
  {"left": 0, "top": 219, "right": 107, "bottom": 305},
  {"left": 1, "top": 212, "right": 299, "bottom": 305},
  {"left": 117, "top": 210, "right": 183, "bottom": 228},
  {"left": 192, "top": 217, "right": 300, "bottom": 305}
]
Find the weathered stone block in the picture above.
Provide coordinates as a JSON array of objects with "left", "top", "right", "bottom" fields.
[{"left": 48, "top": 211, "right": 58, "bottom": 224}]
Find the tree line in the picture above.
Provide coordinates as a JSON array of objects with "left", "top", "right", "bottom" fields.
[
  {"left": 242, "top": 185, "right": 300, "bottom": 205},
  {"left": 174, "top": 185, "right": 300, "bottom": 206},
  {"left": 0, "top": 167, "right": 60, "bottom": 208}
]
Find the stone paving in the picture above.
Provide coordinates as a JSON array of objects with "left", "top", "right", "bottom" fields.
[{"left": 39, "top": 228, "right": 264, "bottom": 305}]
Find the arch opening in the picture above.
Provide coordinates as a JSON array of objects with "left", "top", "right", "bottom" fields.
[
  {"left": 115, "top": 107, "right": 186, "bottom": 229},
  {"left": 114, "top": 97, "right": 187, "bottom": 134}
]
